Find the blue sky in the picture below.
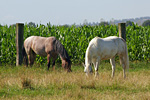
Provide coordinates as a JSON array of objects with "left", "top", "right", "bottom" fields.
[{"left": 0, "top": 0, "right": 150, "bottom": 25}]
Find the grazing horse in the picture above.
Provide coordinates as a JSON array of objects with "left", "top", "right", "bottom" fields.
[
  {"left": 83, "top": 36, "right": 129, "bottom": 78},
  {"left": 22, "top": 36, "right": 72, "bottom": 72}
]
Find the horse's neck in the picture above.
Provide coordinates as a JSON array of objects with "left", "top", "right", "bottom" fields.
[
  {"left": 59, "top": 53, "right": 68, "bottom": 62},
  {"left": 85, "top": 48, "right": 91, "bottom": 66},
  {"left": 59, "top": 54, "right": 65, "bottom": 60},
  {"left": 55, "top": 40, "right": 69, "bottom": 60},
  {"left": 58, "top": 48, "right": 68, "bottom": 58}
]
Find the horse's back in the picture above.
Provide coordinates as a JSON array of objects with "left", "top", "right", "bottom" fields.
[
  {"left": 24, "top": 36, "right": 57, "bottom": 56},
  {"left": 87, "top": 36, "right": 125, "bottom": 60}
]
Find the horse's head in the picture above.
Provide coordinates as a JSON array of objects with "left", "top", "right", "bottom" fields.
[
  {"left": 82, "top": 63, "right": 93, "bottom": 73},
  {"left": 62, "top": 59, "right": 72, "bottom": 72}
]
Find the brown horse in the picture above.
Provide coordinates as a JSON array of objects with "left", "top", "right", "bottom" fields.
[{"left": 22, "top": 36, "right": 72, "bottom": 72}]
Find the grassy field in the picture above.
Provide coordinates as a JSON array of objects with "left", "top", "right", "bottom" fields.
[{"left": 0, "top": 62, "right": 150, "bottom": 100}]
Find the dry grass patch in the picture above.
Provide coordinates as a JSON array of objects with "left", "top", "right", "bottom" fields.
[{"left": 0, "top": 62, "right": 150, "bottom": 100}]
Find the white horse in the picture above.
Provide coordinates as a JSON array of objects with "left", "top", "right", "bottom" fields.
[{"left": 83, "top": 36, "right": 129, "bottom": 78}]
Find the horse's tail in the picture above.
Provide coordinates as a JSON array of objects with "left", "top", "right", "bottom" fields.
[
  {"left": 22, "top": 44, "right": 28, "bottom": 66},
  {"left": 121, "top": 38, "right": 129, "bottom": 71}
]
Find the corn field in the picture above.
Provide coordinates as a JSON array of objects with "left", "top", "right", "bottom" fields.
[{"left": 0, "top": 23, "right": 150, "bottom": 65}]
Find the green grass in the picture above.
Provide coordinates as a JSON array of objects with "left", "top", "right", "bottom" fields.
[{"left": 0, "top": 62, "right": 150, "bottom": 100}]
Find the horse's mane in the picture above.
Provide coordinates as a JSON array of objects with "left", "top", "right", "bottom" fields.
[{"left": 53, "top": 39, "right": 71, "bottom": 63}]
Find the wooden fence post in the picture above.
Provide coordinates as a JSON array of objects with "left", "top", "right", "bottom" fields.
[
  {"left": 118, "top": 23, "right": 126, "bottom": 41},
  {"left": 16, "top": 23, "right": 24, "bottom": 66}
]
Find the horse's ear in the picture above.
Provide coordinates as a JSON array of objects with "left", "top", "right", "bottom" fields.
[{"left": 82, "top": 63, "right": 86, "bottom": 67}]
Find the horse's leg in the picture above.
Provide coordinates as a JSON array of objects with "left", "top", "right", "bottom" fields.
[
  {"left": 119, "top": 56, "right": 126, "bottom": 78},
  {"left": 32, "top": 53, "right": 36, "bottom": 65},
  {"left": 95, "top": 62, "right": 99, "bottom": 78},
  {"left": 24, "top": 54, "right": 28, "bottom": 67},
  {"left": 110, "top": 57, "right": 116, "bottom": 78},
  {"left": 52, "top": 56, "right": 57, "bottom": 71},
  {"left": 28, "top": 50, "right": 36, "bottom": 66},
  {"left": 28, "top": 54, "right": 32, "bottom": 66},
  {"left": 52, "top": 61, "right": 55, "bottom": 71},
  {"left": 94, "top": 58, "right": 100, "bottom": 78},
  {"left": 47, "top": 54, "right": 51, "bottom": 70}
]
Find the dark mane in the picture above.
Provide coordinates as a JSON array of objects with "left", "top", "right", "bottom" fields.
[{"left": 53, "top": 39, "right": 71, "bottom": 62}]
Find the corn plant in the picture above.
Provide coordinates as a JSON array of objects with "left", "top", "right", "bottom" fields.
[{"left": 0, "top": 23, "right": 149, "bottom": 65}]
